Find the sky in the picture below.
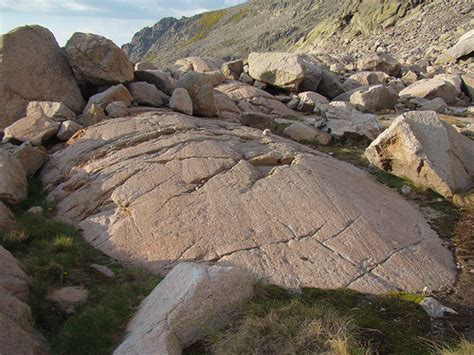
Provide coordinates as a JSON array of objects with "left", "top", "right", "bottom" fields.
[{"left": 0, "top": 0, "right": 246, "bottom": 46}]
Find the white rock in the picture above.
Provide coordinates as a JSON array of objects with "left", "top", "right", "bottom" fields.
[
  {"left": 57, "top": 120, "right": 82, "bottom": 141},
  {"left": 420, "top": 297, "right": 457, "bottom": 318}
]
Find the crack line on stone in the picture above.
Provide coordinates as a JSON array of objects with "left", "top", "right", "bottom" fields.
[{"left": 320, "top": 216, "right": 360, "bottom": 244}]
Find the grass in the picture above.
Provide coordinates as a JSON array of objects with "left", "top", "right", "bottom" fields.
[
  {"left": 182, "top": 9, "right": 227, "bottom": 46},
  {"left": 228, "top": 7, "right": 249, "bottom": 23},
  {"left": 0, "top": 178, "right": 160, "bottom": 355},
  {"left": 190, "top": 284, "right": 435, "bottom": 354}
]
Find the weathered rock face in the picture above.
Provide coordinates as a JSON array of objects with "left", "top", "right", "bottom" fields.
[
  {"left": 134, "top": 70, "right": 173, "bottom": 95},
  {"left": 399, "top": 77, "right": 459, "bottom": 105},
  {"left": 27, "top": 101, "right": 76, "bottom": 122},
  {"left": 317, "top": 69, "right": 345, "bottom": 99},
  {"left": 84, "top": 84, "right": 133, "bottom": 113},
  {"left": 447, "top": 29, "right": 474, "bottom": 60},
  {"left": 297, "top": 91, "right": 329, "bottom": 112},
  {"left": 214, "top": 91, "right": 241, "bottom": 121},
  {"left": 65, "top": 32, "right": 134, "bottom": 85},
  {"left": 248, "top": 52, "right": 306, "bottom": 91},
  {"left": 0, "top": 246, "right": 47, "bottom": 355},
  {"left": 349, "top": 85, "right": 398, "bottom": 113},
  {"left": 366, "top": 111, "right": 474, "bottom": 198},
  {"left": 57, "top": 120, "right": 83, "bottom": 141},
  {"left": 222, "top": 59, "right": 244, "bottom": 80},
  {"left": 283, "top": 122, "right": 331, "bottom": 145},
  {"left": 127, "top": 82, "right": 164, "bottom": 107},
  {"left": 357, "top": 52, "right": 401, "bottom": 77},
  {"left": 169, "top": 88, "right": 193, "bottom": 116},
  {"left": 462, "top": 74, "right": 474, "bottom": 101},
  {"left": 215, "top": 81, "right": 298, "bottom": 118},
  {"left": 176, "top": 72, "right": 216, "bottom": 117},
  {"left": 8, "top": 143, "right": 48, "bottom": 177},
  {"left": 114, "top": 263, "right": 253, "bottom": 354},
  {"left": 4, "top": 111, "right": 61, "bottom": 145},
  {"left": 0, "top": 25, "right": 84, "bottom": 130},
  {"left": 41, "top": 112, "right": 456, "bottom": 294},
  {"left": 0, "top": 150, "right": 27, "bottom": 204},
  {"left": 175, "top": 57, "right": 224, "bottom": 73},
  {"left": 105, "top": 101, "right": 129, "bottom": 118}
]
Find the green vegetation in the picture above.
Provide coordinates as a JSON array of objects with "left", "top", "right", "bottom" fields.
[
  {"left": 183, "top": 9, "right": 227, "bottom": 46},
  {"left": 194, "top": 285, "right": 433, "bottom": 354},
  {"left": 1, "top": 178, "right": 160, "bottom": 355},
  {"left": 228, "top": 7, "right": 249, "bottom": 23},
  {"left": 437, "top": 338, "right": 474, "bottom": 355}
]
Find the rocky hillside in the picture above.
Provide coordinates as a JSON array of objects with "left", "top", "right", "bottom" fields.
[{"left": 123, "top": 0, "right": 472, "bottom": 67}]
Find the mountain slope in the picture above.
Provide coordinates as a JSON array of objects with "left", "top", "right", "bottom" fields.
[{"left": 123, "top": 0, "right": 472, "bottom": 67}]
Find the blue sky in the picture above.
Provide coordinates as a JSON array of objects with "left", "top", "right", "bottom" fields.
[{"left": 1, "top": 0, "right": 246, "bottom": 46}]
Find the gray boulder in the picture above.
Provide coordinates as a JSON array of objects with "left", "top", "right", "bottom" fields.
[
  {"left": 134, "top": 70, "right": 173, "bottom": 95},
  {"left": 176, "top": 72, "right": 217, "bottom": 117},
  {"left": 358, "top": 53, "right": 401, "bottom": 77},
  {"left": 284, "top": 122, "right": 331, "bottom": 145},
  {"left": 57, "top": 120, "right": 83, "bottom": 141},
  {"left": 447, "top": 29, "right": 474, "bottom": 60},
  {"left": 127, "top": 82, "right": 164, "bottom": 107},
  {"left": 169, "top": 88, "right": 193, "bottom": 116},
  {"left": 317, "top": 70, "right": 345, "bottom": 99},
  {"left": 349, "top": 85, "right": 398, "bottom": 113},
  {"left": 0, "top": 150, "right": 27, "bottom": 204},
  {"left": 222, "top": 59, "right": 244, "bottom": 80},
  {"left": 399, "top": 77, "right": 460, "bottom": 105},
  {"left": 26, "top": 101, "right": 76, "bottom": 122},
  {"left": 65, "top": 32, "right": 134, "bottom": 85},
  {"left": 4, "top": 111, "right": 60, "bottom": 145},
  {"left": 105, "top": 101, "right": 129, "bottom": 118}
]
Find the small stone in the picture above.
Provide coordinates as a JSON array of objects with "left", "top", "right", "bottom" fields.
[
  {"left": 401, "top": 185, "right": 412, "bottom": 195},
  {"left": 90, "top": 264, "right": 116, "bottom": 278},
  {"left": 262, "top": 129, "right": 271, "bottom": 136},
  {"left": 419, "top": 297, "right": 457, "bottom": 318},
  {"left": 26, "top": 206, "right": 43, "bottom": 215},
  {"left": 422, "top": 286, "right": 432, "bottom": 296},
  {"left": 47, "top": 286, "right": 88, "bottom": 313}
]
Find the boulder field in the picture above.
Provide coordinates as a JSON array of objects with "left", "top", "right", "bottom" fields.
[{"left": 41, "top": 111, "right": 456, "bottom": 294}]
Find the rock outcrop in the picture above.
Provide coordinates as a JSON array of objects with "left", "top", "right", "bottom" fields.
[
  {"left": 366, "top": 111, "right": 474, "bottom": 198},
  {"left": 0, "top": 150, "right": 27, "bottom": 204},
  {"left": 399, "top": 77, "right": 460, "bottom": 105},
  {"left": 114, "top": 263, "right": 253, "bottom": 354},
  {"left": 0, "top": 25, "right": 84, "bottom": 130},
  {"left": 41, "top": 111, "right": 456, "bottom": 294},
  {"left": 176, "top": 72, "right": 217, "bottom": 117},
  {"left": 65, "top": 32, "right": 134, "bottom": 85}
]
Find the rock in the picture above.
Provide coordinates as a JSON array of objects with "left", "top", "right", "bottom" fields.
[
  {"left": 41, "top": 112, "right": 456, "bottom": 294},
  {"left": 435, "top": 74, "right": 462, "bottom": 95},
  {"left": 9, "top": 143, "right": 48, "bottom": 177},
  {"left": 419, "top": 98, "right": 447, "bottom": 113},
  {"left": 222, "top": 59, "right": 244, "bottom": 80},
  {"left": 84, "top": 84, "right": 133, "bottom": 113},
  {"left": 57, "top": 120, "right": 83, "bottom": 141},
  {"left": 46, "top": 286, "right": 89, "bottom": 313},
  {"left": 80, "top": 104, "right": 106, "bottom": 127},
  {"left": 0, "top": 202, "right": 16, "bottom": 230},
  {"left": 399, "top": 77, "right": 459, "bottom": 105},
  {"left": 299, "top": 61, "right": 323, "bottom": 92},
  {"left": 239, "top": 72, "right": 254, "bottom": 85},
  {"left": 65, "top": 32, "right": 134, "bottom": 85},
  {"left": 214, "top": 91, "right": 241, "bottom": 121},
  {"left": 216, "top": 81, "right": 298, "bottom": 118},
  {"left": 348, "top": 71, "right": 390, "bottom": 86},
  {"left": 248, "top": 52, "right": 306, "bottom": 90},
  {"left": 316, "top": 101, "right": 382, "bottom": 140},
  {"left": 287, "top": 98, "right": 300, "bottom": 110},
  {"left": 0, "top": 25, "right": 84, "bottom": 130},
  {"left": 358, "top": 52, "right": 402, "bottom": 77},
  {"left": 400, "top": 185, "right": 412, "bottom": 195},
  {"left": 105, "top": 101, "right": 129, "bottom": 118},
  {"left": 0, "top": 246, "right": 46, "bottom": 355},
  {"left": 127, "top": 82, "right": 164, "bottom": 107},
  {"left": 4, "top": 111, "right": 60, "bottom": 145},
  {"left": 419, "top": 297, "right": 457, "bottom": 318},
  {"left": 175, "top": 57, "right": 224, "bottom": 73},
  {"left": 365, "top": 111, "right": 474, "bottom": 198},
  {"left": 27, "top": 101, "right": 76, "bottom": 122},
  {"left": 134, "top": 70, "right": 173, "bottom": 95},
  {"left": 240, "top": 112, "right": 274, "bottom": 130},
  {"left": 317, "top": 69, "right": 345, "bottom": 99},
  {"left": 297, "top": 91, "right": 329, "bottom": 112},
  {"left": 447, "top": 29, "right": 474, "bottom": 61},
  {"left": 26, "top": 206, "right": 43, "bottom": 215},
  {"left": 387, "top": 78, "right": 406, "bottom": 94},
  {"left": 253, "top": 80, "right": 267, "bottom": 90},
  {"left": 176, "top": 72, "right": 217, "bottom": 117},
  {"left": 461, "top": 74, "right": 474, "bottom": 101},
  {"left": 114, "top": 263, "right": 253, "bottom": 354},
  {"left": 402, "top": 71, "right": 418, "bottom": 84},
  {"left": 349, "top": 85, "right": 398, "bottom": 113},
  {"left": 90, "top": 264, "right": 115, "bottom": 278},
  {"left": 169, "top": 88, "right": 193, "bottom": 116},
  {"left": 283, "top": 122, "right": 331, "bottom": 145},
  {"left": 134, "top": 62, "right": 156, "bottom": 71},
  {"left": 0, "top": 246, "right": 29, "bottom": 302}
]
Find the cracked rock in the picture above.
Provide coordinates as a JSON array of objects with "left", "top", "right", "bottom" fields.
[{"left": 41, "top": 111, "right": 456, "bottom": 294}]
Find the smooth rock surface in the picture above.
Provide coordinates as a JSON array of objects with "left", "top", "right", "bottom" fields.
[
  {"left": 0, "top": 25, "right": 84, "bottom": 129},
  {"left": 65, "top": 32, "right": 134, "bottom": 85},
  {"left": 365, "top": 111, "right": 474, "bottom": 198},
  {"left": 46, "top": 286, "right": 89, "bottom": 313},
  {"left": 114, "top": 263, "right": 253, "bottom": 354},
  {"left": 134, "top": 70, "right": 173, "bottom": 95},
  {"left": 0, "top": 150, "right": 27, "bottom": 204},
  {"left": 41, "top": 112, "right": 456, "bottom": 294}
]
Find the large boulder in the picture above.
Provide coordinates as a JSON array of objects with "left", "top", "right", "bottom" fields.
[
  {"left": 84, "top": 84, "right": 133, "bottom": 113},
  {"left": 349, "top": 85, "right": 398, "bottom": 113},
  {"left": 0, "top": 246, "right": 47, "bottom": 354},
  {"left": 4, "top": 111, "right": 60, "bottom": 145},
  {"left": 399, "top": 77, "right": 460, "bottom": 105},
  {"left": 317, "top": 69, "right": 345, "bottom": 99},
  {"left": 114, "top": 263, "right": 253, "bottom": 354},
  {"left": 357, "top": 53, "right": 401, "bottom": 77},
  {"left": 26, "top": 101, "right": 76, "bottom": 122},
  {"left": 169, "top": 88, "right": 193, "bottom": 116},
  {"left": 447, "top": 29, "right": 474, "bottom": 61},
  {"left": 134, "top": 70, "right": 173, "bottom": 95},
  {"left": 222, "top": 59, "right": 244, "bottom": 80},
  {"left": 283, "top": 122, "right": 331, "bottom": 145},
  {"left": 176, "top": 72, "right": 220, "bottom": 117},
  {"left": 344, "top": 71, "right": 390, "bottom": 90},
  {"left": 175, "top": 57, "right": 224, "bottom": 73},
  {"left": 365, "top": 111, "right": 474, "bottom": 198},
  {"left": 248, "top": 52, "right": 306, "bottom": 91},
  {"left": 41, "top": 112, "right": 456, "bottom": 294},
  {"left": 127, "top": 82, "right": 164, "bottom": 107},
  {"left": 215, "top": 81, "right": 298, "bottom": 118},
  {"left": 8, "top": 142, "right": 48, "bottom": 177},
  {"left": 461, "top": 74, "right": 474, "bottom": 101},
  {"left": 0, "top": 25, "right": 84, "bottom": 130},
  {"left": 65, "top": 32, "right": 134, "bottom": 85},
  {"left": 0, "top": 150, "right": 27, "bottom": 204},
  {"left": 214, "top": 91, "right": 241, "bottom": 121},
  {"left": 297, "top": 91, "right": 329, "bottom": 112}
]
